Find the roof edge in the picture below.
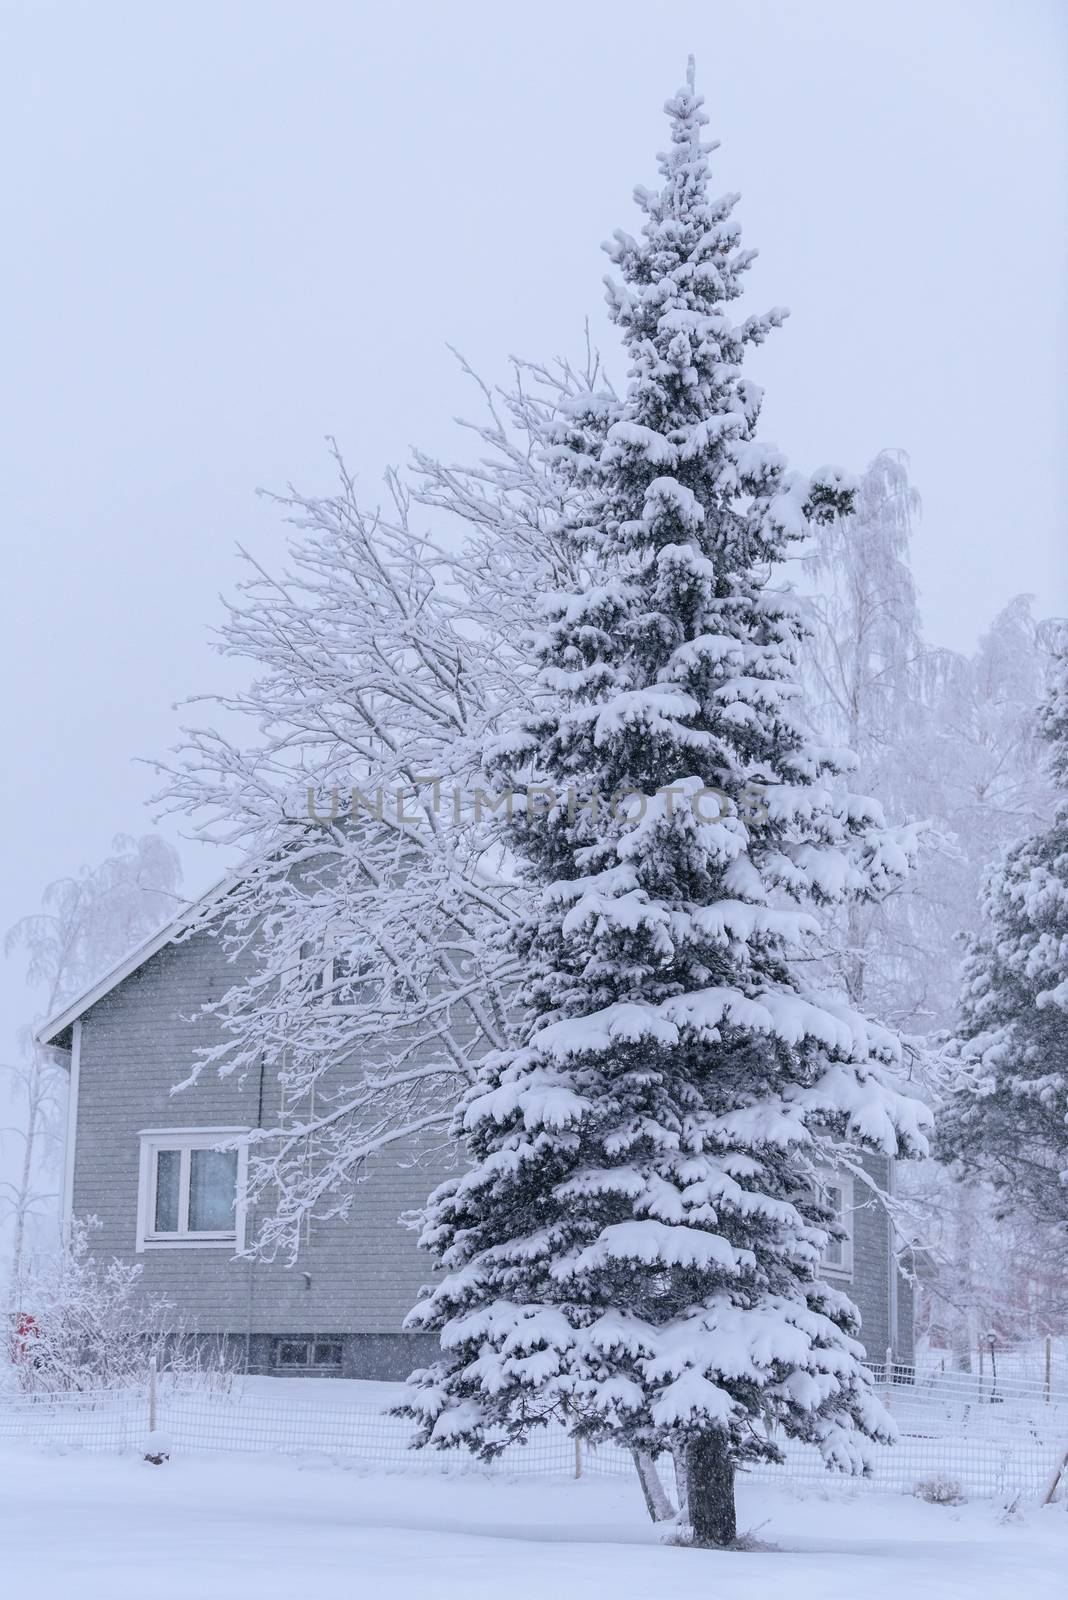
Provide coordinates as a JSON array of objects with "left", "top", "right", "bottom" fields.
[{"left": 33, "top": 868, "right": 243, "bottom": 1048}]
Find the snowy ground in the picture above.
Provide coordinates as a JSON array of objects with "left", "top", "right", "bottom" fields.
[{"left": 2, "top": 1445, "right": 1066, "bottom": 1600}]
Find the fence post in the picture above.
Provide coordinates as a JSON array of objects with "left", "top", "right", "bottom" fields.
[
  {"left": 884, "top": 1345, "right": 893, "bottom": 1408},
  {"left": 1045, "top": 1336, "right": 1052, "bottom": 1404},
  {"left": 148, "top": 1355, "right": 158, "bottom": 1436},
  {"left": 574, "top": 1436, "right": 582, "bottom": 1479}
]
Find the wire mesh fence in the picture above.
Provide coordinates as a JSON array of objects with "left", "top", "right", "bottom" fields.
[
  {"left": 756, "top": 1361, "right": 1068, "bottom": 1499},
  {"left": 1, "top": 1359, "right": 1066, "bottom": 1502}
]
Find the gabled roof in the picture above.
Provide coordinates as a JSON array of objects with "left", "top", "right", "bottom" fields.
[{"left": 34, "top": 869, "right": 243, "bottom": 1050}]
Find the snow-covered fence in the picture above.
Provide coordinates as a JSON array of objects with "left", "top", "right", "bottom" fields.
[
  {"left": 753, "top": 1361, "right": 1068, "bottom": 1499},
  {"left": 2, "top": 1363, "right": 1066, "bottom": 1501},
  {"left": 0, "top": 1378, "right": 586, "bottom": 1475}
]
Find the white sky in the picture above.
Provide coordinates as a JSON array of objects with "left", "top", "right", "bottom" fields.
[{"left": 0, "top": 0, "right": 1065, "bottom": 1073}]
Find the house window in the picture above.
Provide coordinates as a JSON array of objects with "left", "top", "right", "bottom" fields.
[
  {"left": 273, "top": 1337, "right": 344, "bottom": 1373},
  {"left": 299, "top": 923, "right": 376, "bottom": 1006},
  {"left": 137, "top": 1130, "right": 247, "bottom": 1251},
  {"left": 816, "top": 1172, "right": 855, "bottom": 1277}
]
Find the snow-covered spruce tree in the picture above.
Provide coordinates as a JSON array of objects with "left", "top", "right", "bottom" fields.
[
  {"left": 399, "top": 72, "right": 931, "bottom": 1547},
  {"left": 942, "top": 632, "right": 1068, "bottom": 1230}
]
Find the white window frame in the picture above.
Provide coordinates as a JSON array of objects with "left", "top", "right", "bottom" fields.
[
  {"left": 298, "top": 929, "right": 374, "bottom": 1007},
  {"left": 815, "top": 1170, "right": 855, "bottom": 1279},
  {"left": 136, "top": 1128, "right": 248, "bottom": 1252}
]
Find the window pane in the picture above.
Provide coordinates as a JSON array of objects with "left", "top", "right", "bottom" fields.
[
  {"left": 154, "top": 1149, "right": 181, "bottom": 1233},
  {"left": 334, "top": 952, "right": 377, "bottom": 1005},
  {"left": 824, "top": 1184, "right": 846, "bottom": 1266},
  {"left": 277, "top": 1341, "right": 309, "bottom": 1367},
  {"left": 312, "top": 1342, "right": 343, "bottom": 1369},
  {"left": 188, "top": 1148, "right": 237, "bottom": 1232}
]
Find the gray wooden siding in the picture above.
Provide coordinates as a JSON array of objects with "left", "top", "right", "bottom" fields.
[
  {"left": 847, "top": 1154, "right": 892, "bottom": 1362},
  {"left": 70, "top": 926, "right": 454, "bottom": 1348},
  {"left": 68, "top": 920, "right": 911, "bottom": 1369}
]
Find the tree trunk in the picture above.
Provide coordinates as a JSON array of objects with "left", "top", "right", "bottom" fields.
[
  {"left": 631, "top": 1449, "right": 675, "bottom": 1523},
  {"left": 950, "top": 1187, "right": 976, "bottom": 1373},
  {"left": 686, "top": 1431, "right": 736, "bottom": 1547},
  {"left": 6, "top": 1055, "right": 42, "bottom": 1316},
  {"left": 672, "top": 1444, "right": 690, "bottom": 1527}
]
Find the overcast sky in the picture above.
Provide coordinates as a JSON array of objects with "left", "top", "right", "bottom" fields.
[{"left": 1, "top": 0, "right": 1065, "bottom": 1074}]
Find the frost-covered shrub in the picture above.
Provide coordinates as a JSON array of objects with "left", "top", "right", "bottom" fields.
[
  {"left": 5, "top": 1218, "right": 197, "bottom": 1393},
  {"left": 913, "top": 1475, "right": 966, "bottom": 1505}
]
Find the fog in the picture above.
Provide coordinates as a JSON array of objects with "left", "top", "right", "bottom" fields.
[{"left": 1, "top": 0, "right": 1065, "bottom": 1067}]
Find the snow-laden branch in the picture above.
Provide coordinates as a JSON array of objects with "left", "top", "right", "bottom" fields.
[{"left": 153, "top": 361, "right": 612, "bottom": 1259}]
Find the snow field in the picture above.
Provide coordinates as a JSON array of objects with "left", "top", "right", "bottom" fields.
[{"left": 2, "top": 1443, "right": 1066, "bottom": 1600}]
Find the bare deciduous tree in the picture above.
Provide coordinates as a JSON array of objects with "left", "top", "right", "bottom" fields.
[{"left": 153, "top": 354, "right": 612, "bottom": 1260}]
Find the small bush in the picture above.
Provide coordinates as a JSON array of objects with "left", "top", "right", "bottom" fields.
[
  {"left": 913, "top": 1475, "right": 966, "bottom": 1506},
  {"left": 6, "top": 1218, "right": 195, "bottom": 1394}
]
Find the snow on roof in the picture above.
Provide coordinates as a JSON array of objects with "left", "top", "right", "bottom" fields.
[{"left": 33, "top": 869, "right": 242, "bottom": 1050}]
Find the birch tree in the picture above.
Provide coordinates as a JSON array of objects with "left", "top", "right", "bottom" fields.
[
  {"left": 804, "top": 482, "right": 1054, "bottom": 1038},
  {"left": 3, "top": 834, "right": 182, "bottom": 1310},
  {"left": 800, "top": 450, "right": 943, "bottom": 1027},
  {"left": 804, "top": 466, "right": 1063, "bottom": 1357}
]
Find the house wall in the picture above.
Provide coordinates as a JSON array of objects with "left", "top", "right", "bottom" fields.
[
  {"left": 846, "top": 1153, "right": 913, "bottom": 1367},
  {"left": 69, "top": 926, "right": 449, "bottom": 1377},
  {"left": 67, "top": 921, "right": 913, "bottom": 1378}
]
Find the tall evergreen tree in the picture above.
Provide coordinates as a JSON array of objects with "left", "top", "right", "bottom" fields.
[
  {"left": 399, "top": 69, "right": 930, "bottom": 1546},
  {"left": 942, "top": 633, "right": 1068, "bottom": 1229}
]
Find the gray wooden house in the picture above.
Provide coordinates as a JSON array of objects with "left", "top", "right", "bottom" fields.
[{"left": 37, "top": 883, "right": 914, "bottom": 1380}]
